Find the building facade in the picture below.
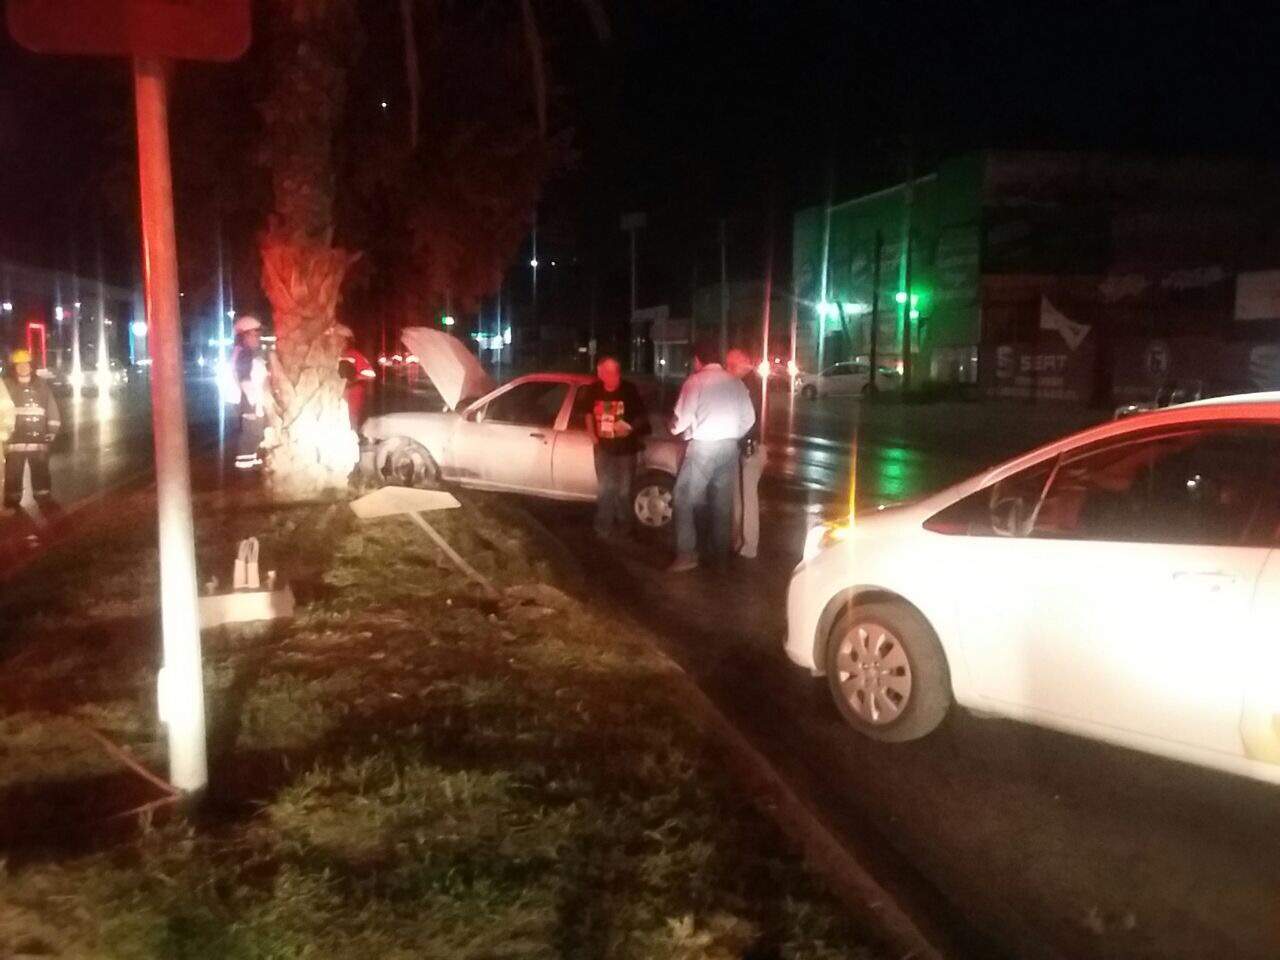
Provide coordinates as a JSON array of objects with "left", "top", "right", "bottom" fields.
[{"left": 793, "top": 152, "right": 1280, "bottom": 403}]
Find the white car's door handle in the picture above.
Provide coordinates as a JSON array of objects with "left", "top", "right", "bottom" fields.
[
  {"left": 528, "top": 432, "right": 547, "bottom": 440},
  {"left": 1171, "top": 571, "right": 1238, "bottom": 592}
]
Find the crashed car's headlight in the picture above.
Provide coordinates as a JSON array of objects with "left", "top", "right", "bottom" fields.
[{"left": 803, "top": 519, "right": 851, "bottom": 562}]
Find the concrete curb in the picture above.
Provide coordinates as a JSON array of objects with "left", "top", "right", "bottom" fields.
[{"left": 653, "top": 649, "right": 951, "bottom": 960}]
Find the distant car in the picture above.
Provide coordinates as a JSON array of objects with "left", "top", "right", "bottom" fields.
[
  {"left": 48, "top": 357, "right": 130, "bottom": 395},
  {"left": 363, "top": 328, "right": 684, "bottom": 532},
  {"left": 786, "top": 392, "right": 1280, "bottom": 785},
  {"left": 794, "top": 360, "right": 901, "bottom": 399}
]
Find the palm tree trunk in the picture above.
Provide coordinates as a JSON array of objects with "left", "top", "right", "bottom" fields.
[
  {"left": 401, "top": 0, "right": 421, "bottom": 149},
  {"left": 259, "top": 0, "right": 362, "bottom": 499}
]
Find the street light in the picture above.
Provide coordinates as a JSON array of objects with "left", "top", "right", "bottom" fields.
[{"left": 441, "top": 315, "right": 456, "bottom": 327}]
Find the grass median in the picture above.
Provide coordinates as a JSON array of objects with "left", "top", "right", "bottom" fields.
[{"left": 0, "top": 483, "right": 884, "bottom": 959}]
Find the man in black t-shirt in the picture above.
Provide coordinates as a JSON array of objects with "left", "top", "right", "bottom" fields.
[{"left": 581, "top": 355, "right": 649, "bottom": 539}]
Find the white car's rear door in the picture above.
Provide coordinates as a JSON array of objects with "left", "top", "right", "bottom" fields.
[
  {"left": 969, "top": 538, "right": 1266, "bottom": 756},
  {"left": 944, "top": 422, "right": 1279, "bottom": 758}
]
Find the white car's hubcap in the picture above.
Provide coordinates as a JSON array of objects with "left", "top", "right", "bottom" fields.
[
  {"left": 634, "top": 485, "right": 673, "bottom": 527},
  {"left": 835, "top": 624, "right": 912, "bottom": 724}
]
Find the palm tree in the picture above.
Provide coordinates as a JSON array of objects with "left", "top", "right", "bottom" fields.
[
  {"left": 258, "top": 0, "right": 363, "bottom": 498},
  {"left": 400, "top": 0, "right": 610, "bottom": 146},
  {"left": 257, "top": 0, "right": 608, "bottom": 498}
]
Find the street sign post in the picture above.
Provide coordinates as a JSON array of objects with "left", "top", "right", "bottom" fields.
[{"left": 7, "top": 0, "right": 251, "bottom": 794}]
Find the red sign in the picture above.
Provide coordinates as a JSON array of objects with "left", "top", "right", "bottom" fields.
[{"left": 7, "top": 0, "right": 249, "bottom": 61}]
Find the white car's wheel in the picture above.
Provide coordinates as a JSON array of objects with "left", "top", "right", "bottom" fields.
[
  {"left": 380, "top": 440, "right": 441, "bottom": 489},
  {"left": 633, "top": 471, "right": 675, "bottom": 531},
  {"left": 825, "top": 601, "right": 951, "bottom": 742},
  {"left": 801, "top": 384, "right": 818, "bottom": 400}
]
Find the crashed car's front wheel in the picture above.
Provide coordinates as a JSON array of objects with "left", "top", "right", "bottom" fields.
[
  {"left": 380, "top": 440, "right": 441, "bottom": 489},
  {"left": 633, "top": 471, "right": 675, "bottom": 533}
]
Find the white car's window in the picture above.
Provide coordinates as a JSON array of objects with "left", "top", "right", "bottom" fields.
[
  {"left": 1031, "top": 425, "right": 1278, "bottom": 546},
  {"left": 568, "top": 386, "right": 593, "bottom": 431},
  {"left": 926, "top": 424, "right": 1280, "bottom": 546},
  {"left": 479, "top": 381, "right": 569, "bottom": 429},
  {"left": 924, "top": 458, "right": 1055, "bottom": 537}
]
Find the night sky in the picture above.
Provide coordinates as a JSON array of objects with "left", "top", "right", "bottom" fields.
[{"left": 1, "top": 1, "right": 1277, "bottom": 316}]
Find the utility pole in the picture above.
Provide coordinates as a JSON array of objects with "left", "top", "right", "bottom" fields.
[
  {"left": 95, "top": 218, "right": 109, "bottom": 390},
  {"left": 719, "top": 218, "right": 729, "bottom": 358},
  {"left": 788, "top": 298, "right": 798, "bottom": 377},
  {"left": 492, "top": 284, "right": 504, "bottom": 378},
  {"left": 689, "top": 260, "right": 699, "bottom": 368},
  {"left": 529, "top": 213, "right": 540, "bottom": 371},
  {"left": 868, "top": 229, "right": 882, "bottom": 395},
  {"left": 629, "top": 229, "right": 637, "bottom": 321},
  {"left": 760, "top": 208, "right": 775, "bottom": 431},
  {"left": 215, "top": 218, "right": 227, "bottom": 364},
  {"left": 898, "top": 141, "right": 916, "bottom": 393},
  {"left": 620, "top": 212, "right": 645, "bottom": 370},
  {"left": 817, "top": 171, "right": 834, "bottom": 373},
  {"left": 902, "top": 229, "right": 914, "bottom": 392},
  {"left": 134, "top": 55, "right": 207, "bottom": 792},
  {"left": 588, "top": 274, "right": 598, "bottom": 371}
]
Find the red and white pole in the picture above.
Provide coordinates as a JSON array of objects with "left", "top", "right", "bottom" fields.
[{"left": 133, "top": 56, "right": 207, "bottom": 793}]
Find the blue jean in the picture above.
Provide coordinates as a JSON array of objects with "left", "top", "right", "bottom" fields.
[
  {"left": 674, "top": 439, "right": 739, "bottom": 559},
  {"left": 594, "top": 449, "right": 634, "bottom": 536}
]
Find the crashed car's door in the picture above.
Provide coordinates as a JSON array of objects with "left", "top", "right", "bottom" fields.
[
  {"left": 454, "top": 380, "right": 569, "bottom": 493},
  {"left": 552, "top": 385, "right": 599, "bottom": 499}
]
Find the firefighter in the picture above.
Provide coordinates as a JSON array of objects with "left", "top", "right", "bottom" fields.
[
  {"left": 335, "top": 324, "right": 376, "bottom": 431},
  {"left": 230, "top": 316, "right": 269, "bottom": 470},
  {"left": 1, "top": 348, "right": 61, "bottom": 513}
]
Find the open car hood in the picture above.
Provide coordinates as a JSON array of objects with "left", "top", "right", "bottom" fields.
[{"left": 401, "top": 327, "right": 495, "bottom": 411}]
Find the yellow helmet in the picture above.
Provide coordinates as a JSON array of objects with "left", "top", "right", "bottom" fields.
[{"left": 9, "top": 348, "right": 32, "bottom": 365}]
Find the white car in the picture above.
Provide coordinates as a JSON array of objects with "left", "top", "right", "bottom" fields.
[
  {"left": 794, "top": 360, "right": 901, "bottom": 399},
  {"left": 363, "top": 328, "right": 683, "bottom": 531},
  {"left": 787, "top": 393, "right": 1280, "bottom": 785}
]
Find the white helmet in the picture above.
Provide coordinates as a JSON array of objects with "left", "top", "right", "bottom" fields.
[{"left": 233, "top": 315, "right": 262, "bottom": 334}]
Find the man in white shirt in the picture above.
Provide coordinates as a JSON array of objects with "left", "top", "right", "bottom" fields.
[{"left": 667, "top": 339, "right": 756, "bottom": 572}]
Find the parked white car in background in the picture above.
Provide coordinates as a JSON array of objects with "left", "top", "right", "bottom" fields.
[
  {"left": 794, "top": 359, "right": 901, "bottom": 399},
  {"left": 362, "top": 328, "right": 683, "bottom": 531},
  {"left": 787, "top": 393, "right": 1280, "bottom": 785}
]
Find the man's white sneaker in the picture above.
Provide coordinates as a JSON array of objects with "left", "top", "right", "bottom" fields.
[{"left": 666, "top": 554, "right": 699, "bottom": 573}]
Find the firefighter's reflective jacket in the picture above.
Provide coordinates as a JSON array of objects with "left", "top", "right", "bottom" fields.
[{"left": 0, "top": 376, "right": 61, "bottom": 453}]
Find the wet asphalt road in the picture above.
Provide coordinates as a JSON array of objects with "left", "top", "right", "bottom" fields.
[
  {"left": 530, "top": 392, "right": 1280, "bottom": 960},
  {"left": 0, "top": 377, "right": 223, "bottom": 559}
]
